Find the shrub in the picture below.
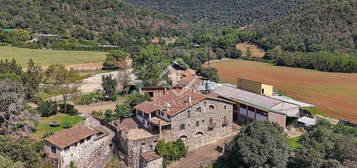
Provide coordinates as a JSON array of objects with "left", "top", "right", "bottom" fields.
[
  {"left": 42, "top": 131, "right": 54, "bottom": 138},
  {"left": 91, "top": 111, "right": 104, "bottom": 119},
  {"left": 59, "top": 104, "right": 78, "bottom": 115},
  {"left": 63, "top": 122, "right": 73, "bottom": 129},
  {"left": 75, "top": 93, "right": 100, "bottom": 105},
  {"left": 155, "top": 139, "right": 188, "bottom": 167},
  {"left": 37, "top": 101, "right": 57, "bottom": 117}
]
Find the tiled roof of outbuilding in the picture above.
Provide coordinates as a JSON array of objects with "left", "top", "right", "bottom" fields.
[
  {"left": 45, "top": 125, "right": 95, "bottom": 149},
  {"left": 140, "top": 151, "right": 162, "bottom": 161},
  {"left": 134, "top": 101, "right": 160, "bottom": 114}
]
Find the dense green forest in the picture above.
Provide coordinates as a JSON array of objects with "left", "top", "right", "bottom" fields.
[
  {"left": 0, "top": 0, "right": 188, "bottom": 50},
  {"left": 244, "top": 0, "right": 357, "bottom": 72},
  {"left": 125, "top": 0, "right": 307, "bottom": 27},
  {"left": 250, "top": 0, "right": 357, "bottom": 54}
]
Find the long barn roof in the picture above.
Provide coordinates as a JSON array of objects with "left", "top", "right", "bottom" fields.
[{"left": 213, "top": 84, "right": 299, "bottom": 116}]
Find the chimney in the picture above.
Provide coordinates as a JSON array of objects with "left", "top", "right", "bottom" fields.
[
  {"left": 188, "top": 95, "right": 192, "bottom": 103},
  {"left": 166, "top": 103, "right": 171, "bottom": 111}
]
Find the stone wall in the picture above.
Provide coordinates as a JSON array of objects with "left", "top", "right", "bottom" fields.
[
  {"left": 141, "top": 158, "right": 163, "bottom": 168},
  {"left": 268, "top": 112, "right": 286, "bottom": 129},
  {"left": 166, "top": 99, "right": 233, "bottom": 150},
  {"left": 118, "top": 134, "right": 160, "bottom": 168},
  {"left": 61, "top": 132, "right": 114, "bottom": 168}
]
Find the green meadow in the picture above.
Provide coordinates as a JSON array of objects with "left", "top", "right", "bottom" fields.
[{"left": 0, "top": 46, "right": 106, "bottom": 67}]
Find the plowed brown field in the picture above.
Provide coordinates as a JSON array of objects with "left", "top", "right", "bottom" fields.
[{"left": 209, "top": 59, "right": 357, "bottom": 122}]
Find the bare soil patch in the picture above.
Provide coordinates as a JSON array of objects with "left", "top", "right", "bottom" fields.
[
  {"left": 209, "top": 59, "right": 357, "bottom": 122},
  {"left": 236, "top": 42, "right": 265, "bottom": 58},
  {"left": 75, "top": 99, "right": 125, "bottom": 114}
]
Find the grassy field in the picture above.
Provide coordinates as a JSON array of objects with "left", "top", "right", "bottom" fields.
[
  {"left": 288, "top": 137, "right": 302, "bottom": 150},
  {"left": 0, "top": 46, "right": 106, "bottom": 67},
  {"left": 31, "top": 113, "right": 84, "bottom": 140},
  {"left": 208, "top": 59, "right": 357, "bottom": 122}
]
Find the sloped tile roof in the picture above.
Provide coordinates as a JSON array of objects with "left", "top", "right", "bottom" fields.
[
  {"left": 140, "top": 151, "right": 162, "bottom": 161},
  {"left": 136, "top": 89, "right": 233, "bottom": 116},
  {"left": 134, "top": 101, "right": 160, "bottom": 114},
  {"left": 45, "top": 124, "right": 95, "bottom": 149}
]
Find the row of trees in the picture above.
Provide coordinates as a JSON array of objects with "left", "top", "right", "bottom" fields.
[
  {"left": 266, "top": 46, "right": 357, "bottom": 73},
  {"left": 221, "top": 120, "right": 357, "bottom": 168}
]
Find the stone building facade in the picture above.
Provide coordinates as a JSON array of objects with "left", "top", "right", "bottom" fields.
[
  {"left": 139, "top": 151, "right": 163, "bottom": 168},
  {"left": 162, "top": 98, "right": 233, "bottom": 150},
  {"left": 134, "top": 89, "right": 234, "bottom": 150},
  {"left": 113, "top": 118, "right": 161, "bottom": 168},
  {"left": 44, "top": 123, "right": 115, "bottom": 168}
]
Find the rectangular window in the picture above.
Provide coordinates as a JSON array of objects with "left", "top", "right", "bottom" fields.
[
  {"left": 209, "top": 118, "right": 213, "bottom": 125},
  {"left": 196, "top": 121, "right": 199, "bottom": 127},
  {"left": 51, "top": 146, "right": 56, "bottom": 153},
  {"left": 180, "top": 124, "right": 185, "bottom": 130},
  {"left": 187, "top": 111, "right": 191, "bottom": 118}
]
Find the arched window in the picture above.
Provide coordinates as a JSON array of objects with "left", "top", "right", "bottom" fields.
[
  {"left": 196, "top": 107, "right": 202, "bottom": 112},
  {"left": 194, "top": 132, "right": 204, "bottom": 137},
  {"left": 208, "top": 105, "right": 215, "bottom": 110},
  {"left": 179, "top": 135, "right": 188, "bottom": 141}
]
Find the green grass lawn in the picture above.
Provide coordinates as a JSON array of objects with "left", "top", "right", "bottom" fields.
[
  {"left": 288, "top": 136, "right": 302, "bottom": 150},
  {"left": 31, "top": 113, "right": 84, "bottom": 140},
  {"left": 0, "top": 46, "right": 106, "bottom": 67}
]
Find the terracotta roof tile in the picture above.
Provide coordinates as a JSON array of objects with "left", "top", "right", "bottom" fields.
[
  {"left": 179, "top": 76, "right": 203, "bottom": 88},
  {"left": 45, "top": 125, "right": 96, "bottom": 149},
  {"left": 134, "top": 101, "right": 160, "bottom": 114},
  {"left": 140, "top": 151, "right": 162, "bottom": 161},
  {"left": 135, "top": 88, "right": 234, "bottom": 117},
  {"left": 114, "top": 117, "right": 140, "bottom": 132}
]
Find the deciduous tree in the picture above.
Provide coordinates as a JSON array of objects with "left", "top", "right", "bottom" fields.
[
  {"left": 225, "top": 121, "right": 288, "bottom": 168},
  {"left": 22, "top": 59, "right": 43, "bottom": 99},
  {"left": 45, "top": 64, "right": 79, "bottom": 113},
  {"left": 101, "top": 75, "right": 117, "bottom": 101},
  {"left": 133, "top": 45, "right": 169, "bottom": 87}
]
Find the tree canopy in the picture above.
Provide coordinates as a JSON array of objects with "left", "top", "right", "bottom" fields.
[
  {"left": 133, "top": 45, "right": 170, "bottom": 87},
  {"left": 225, "top": 121, "right": 289, "bottom": 168}
]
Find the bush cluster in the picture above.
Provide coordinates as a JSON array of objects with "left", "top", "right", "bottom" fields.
[
  {"left": 155, "top": 139, "right": 188, "bottom": 167},
  {"left": 74, "top": 93, "right": 101, "bottom": 105}
]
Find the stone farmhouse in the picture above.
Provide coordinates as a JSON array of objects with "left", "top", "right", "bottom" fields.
[
  {"left": 44, "top": 120, "right": 115, "bottom": 168},
  {"left": 42, "top": 72, "right": 313, "bottom": 168},
  {"left": 111, "top": 88, "right": 234, "bottom": 168},
  {"left": 134, "top": 89, "right": 234, "bottom": 150}
]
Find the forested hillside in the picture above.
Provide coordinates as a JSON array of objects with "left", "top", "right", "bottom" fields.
[
  {"left": 250, "top": 0, "right": 357, "bottom": 54},
  {"left": 246, "top": 0, "right": 357, "bottom": 72},
  {"left": 125, "top": 0, "right": 307, "bottom": 27},
  {"left": 0, "top": 0, "right": 188, "bottom": 50}
]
